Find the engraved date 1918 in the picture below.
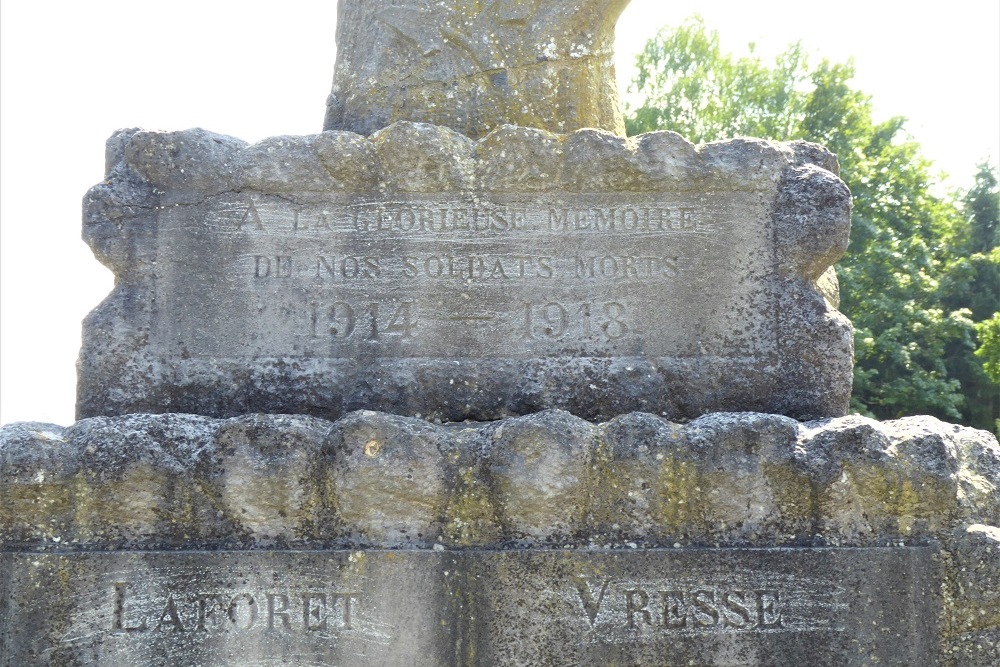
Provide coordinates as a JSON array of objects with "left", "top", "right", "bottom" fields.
[{"left": 522, "top": 301, "right": 629, "bottom": 341}]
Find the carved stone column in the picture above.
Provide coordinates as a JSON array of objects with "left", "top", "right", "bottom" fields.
[{"left": 323, "top": 0, "right": 631, "bottom": 138}]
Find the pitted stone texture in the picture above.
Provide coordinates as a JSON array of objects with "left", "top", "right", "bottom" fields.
[
  {"left": 323, "top": 0, "right": 630, "bottom": 138},
  {"left": 1, "top": 412, "right": 997, "bottom": 665},
  {"left": 484, "top": 410, "right": 594, "bottom": 541},
  {"left": 799, "top": 416, "right": 998, "bottom": 544},
  {"left": 2, "top": 412, "right": 996, "bottom": 552},
  {"left": 372, "top": 122, "right": 477, "bottom": 192},
  {"left": 214, "top": 415, "right": 334, "bottom": 544},
  {"left": 80, "top": 126, "right": 852, "bottom": 423},
  {"left": 326, "top": 411, "right": 448, "bottom": 546},
  {"left": 941, "top": 525, "right": 1000, "bottom": 666}
]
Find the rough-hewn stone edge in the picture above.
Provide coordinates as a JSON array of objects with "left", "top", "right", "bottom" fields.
[
  {"left": 3, "top": 411, "right": 994, "bottom": 551},
  {"left": 80, "top": 125, "right": 846, "bottom": 271},
  {"left": 768, "top": 143, "right": 854, "bottom": 419},
  {"left": 77, "top": 356, "right": 826, "bottom": 425},
  {"left": 78, "top": 125, "right": 852, "bottom": 422},
  {"left": 84, "top": 124, "right": 838, "bottom": 207}
]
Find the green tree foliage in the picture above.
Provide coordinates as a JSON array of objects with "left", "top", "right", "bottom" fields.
[
  {"left": 938, "top": 164, "right": 1000, "bottom": 430},
  {"left": 976, "top": 313, "right": 1000, "bottom": 384},
  {"left": 626, "top": 16, "right": 999, "bottom": 429},
  {"left": 942, "top": 164, "right": 1000, "bottom": 322}
]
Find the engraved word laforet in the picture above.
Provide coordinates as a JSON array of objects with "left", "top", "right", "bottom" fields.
[{"left": 111, "top": 582, "right": 359, "bottom": 635}]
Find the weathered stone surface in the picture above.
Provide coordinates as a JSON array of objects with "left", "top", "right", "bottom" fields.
[
  {"left": 2, "top": 412, "right": 997, "bottom": 664},
  {"left": 941, "top": 525, "right": 1000, "bottom": 666},
  {"left": 323, "top": 0, "right": 630, "bottom": 138},
  {"left": 79, "top": 126, "right": 852, "bottom": 423},
  {"left": 0, "top": 548, "right": 936, "bottom": 667},
  {"left": 326, "top": 410, "right": 448, "bottom": 546},
  {"left": 8, "top": 413, "right": 994, "bottom": 551}
]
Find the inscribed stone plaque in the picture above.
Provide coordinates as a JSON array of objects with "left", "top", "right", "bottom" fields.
[
  {"left": 0, "top": 548, "right": 936, "bottom": 667},
  {"left": 78, "top": 125, "right": 852, "bottom": 421},
  {"left": 155, "top": 193, "right": 765, "bottom": 360}
]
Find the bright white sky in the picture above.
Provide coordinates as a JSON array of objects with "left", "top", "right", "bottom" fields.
[{"left": 1, "top": 0, "right": 998, "bottom": 427}]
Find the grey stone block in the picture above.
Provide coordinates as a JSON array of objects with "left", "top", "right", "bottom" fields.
[
  {"left": 78, "top": 126, "right": 853, "bottom": 423},
  {"left": 2, "top": 412, "right": 997, "bottom": 664},
  {"left": 0, "top": 548, "right": 938, "bottom": 667}
]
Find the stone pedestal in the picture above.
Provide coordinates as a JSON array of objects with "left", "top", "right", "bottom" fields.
[
  {"left": 3, "top": 411, "right": 998, "bottom": 665},
  {"left": 78, "top": 126, "right": 851, "bottom": 423}
]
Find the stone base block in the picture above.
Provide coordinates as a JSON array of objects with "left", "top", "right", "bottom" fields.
[
  {"left": 2, "top": 411, "right": 998, "bottom": 665},
  {"left": 2, "top": 548, "right": 936, "bottom": 667}
]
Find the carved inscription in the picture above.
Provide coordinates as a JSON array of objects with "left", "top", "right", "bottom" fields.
[
  {"left": 625, "top": 587, "right": 781, "bottom": 630},
  {"left": 522, "top": 301, "right": 629, "bottom": 340},
  {"left": 155, "top": 193, "right": 774, "bottom": 359},
  {"left": 241, "top": 200, "right": 699, "bottom": 284},
  {"left": 110, "top": 581, "right": 359, "bottom": 636},
  {"left": 6, "top": 549, "right": 931, "bottom": 666},
  {"left": 575, "top": 579, "right": 783, "bottom": 632},
  {"left": 252, "top": 254, "right": 684, "bottom": 282},
  {"left": 571, "top": 574, "right": 846, "bottom": 640},
  {"left": 352, "top": 203, "right": 531, "bottom": 233},
  {"left": 308, "top": 300, "right": 417, "bottom": 340}
]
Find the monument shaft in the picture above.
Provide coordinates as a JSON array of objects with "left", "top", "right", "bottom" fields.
[{"left": 323, "top": 0, "right": 630, "bottom": 137}]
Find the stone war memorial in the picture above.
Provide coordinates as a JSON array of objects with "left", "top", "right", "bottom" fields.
[{"left": 1, "top": 2, "right": 998, "bottom": 666}]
